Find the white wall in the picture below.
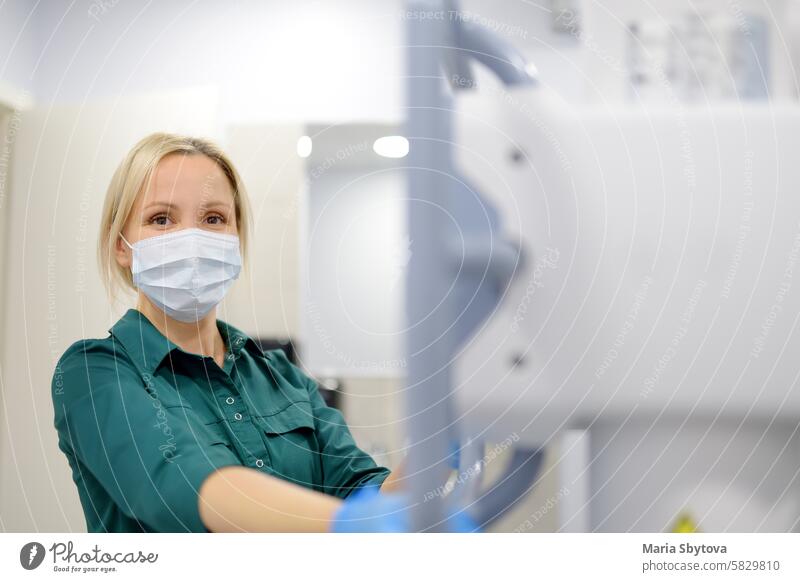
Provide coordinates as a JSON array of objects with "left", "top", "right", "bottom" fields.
[
  {"left": 31, "top": 0, "right": 404, "bottom": 126},
  {"left": 303, "top": 167, "right": 407, "bottom": 377},
  {"left": 220, "top": 124, "right": 304, "bottom": 339},
  {"left": 0, "top": 0, "right": 40, "bottom": 97}
]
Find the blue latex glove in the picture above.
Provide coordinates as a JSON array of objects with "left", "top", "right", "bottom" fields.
[
  {"left": 443, "top": 504, "right": 481, "bottom": 532},
  {"left": 331, "top": 486, "right": 409, "bottom": 532},
  {"left": 331, "top": 485, "right": 481, "bottom": 532}
]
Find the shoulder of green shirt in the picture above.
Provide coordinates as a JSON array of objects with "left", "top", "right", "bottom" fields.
[
  {"left": 260, "top": 347, "right": 329, "bottom": 402},
  {"left": 262, "top": 348, "right": 310, "bottom": 382},
  {"left": 51, "top": 335, "right": 133, "bottom": 408}
]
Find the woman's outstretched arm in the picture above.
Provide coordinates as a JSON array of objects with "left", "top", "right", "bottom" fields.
[{"left": 198, "top": 465, "right": 343, "bottom": 532}]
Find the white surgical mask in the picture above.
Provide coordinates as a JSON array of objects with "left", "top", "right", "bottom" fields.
[{"left": 121, "top": 228, "right": 242, "bottom": 323}]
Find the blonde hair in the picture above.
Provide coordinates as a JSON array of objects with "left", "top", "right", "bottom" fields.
[{"left": 97, "top": 132, "right": 252, "bottom": 302}]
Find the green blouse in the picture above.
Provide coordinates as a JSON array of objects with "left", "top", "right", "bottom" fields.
[{"left": 51, "top": 308, "right": 389, "bottom": 532}]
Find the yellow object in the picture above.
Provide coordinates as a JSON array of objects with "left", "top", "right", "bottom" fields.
[{"left": 670, "top": 513, "right": 700, "bottom": 533}]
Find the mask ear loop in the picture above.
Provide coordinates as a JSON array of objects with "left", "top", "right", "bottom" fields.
[
  {"left": 119, "top": 234, "right": 136, "bottom": 275},
  {"left": 119, "top": 234, "right": 137, "bottom": 284}
]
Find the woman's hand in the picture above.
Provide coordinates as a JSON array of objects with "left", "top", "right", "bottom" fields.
[
  {"left": 330, "top": 486, "right": 409, "bottom": 532},
  {"left": 330, "top": 485, "right": 480, "bottom": 532}
]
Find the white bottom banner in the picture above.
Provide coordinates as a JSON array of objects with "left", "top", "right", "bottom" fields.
[{"left": 1, "top": 533, "right": 798, "bottom": 581}]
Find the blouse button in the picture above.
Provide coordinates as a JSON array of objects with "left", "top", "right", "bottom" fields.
[
  {"left": 255, "top": 459, "right": 264, "bottom": 468},
  {"left": 234, "top": 412, "right": 243, "bottom": 421},
  {"left": 225, "top": 396, "right": 235, "bottom": 405}
]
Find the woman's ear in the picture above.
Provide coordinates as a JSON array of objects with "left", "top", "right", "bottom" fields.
[{"left": 114, "top": 234, "right": 131, "bottom": 269}]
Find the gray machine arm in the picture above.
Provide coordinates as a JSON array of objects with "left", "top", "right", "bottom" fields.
[
  {"left": 444, "top": 17, "right": 538, "bottom": 89},
  {"left": 405, "top": 0, "right": 542, "bottom": 531}
]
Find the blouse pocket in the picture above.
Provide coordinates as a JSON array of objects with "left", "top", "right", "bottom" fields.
[
  {"left": 161, "top": 402, "right": 233, "bottom": 455},
  {"left": 146, "top": 377, "right": 237, "bottom": 458},
  {"left": 259, "top": 400, "right": 320, "bottom": 490}
]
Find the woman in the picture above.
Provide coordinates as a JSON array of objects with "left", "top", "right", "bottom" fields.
[{"left": 50, "top": 132, "right": 407, "bottom": 532}]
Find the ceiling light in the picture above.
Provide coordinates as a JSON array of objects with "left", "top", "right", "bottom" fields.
[
  {"left": 297, "top": 135, "right": 312, "bottom": 158},
  {"left": 373, "top": 135, "right": 408, "bottom": 158}
]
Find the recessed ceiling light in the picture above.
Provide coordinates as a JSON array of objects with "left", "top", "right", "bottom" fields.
[
  {"left": 297, "top": 135, "right": 312, "bottom": 158},
  {"left": 373, "top": 135, "right": 408, "bottom": 158}
]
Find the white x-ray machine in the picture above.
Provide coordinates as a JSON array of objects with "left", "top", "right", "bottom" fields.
[{"left": 404, "top": 0, "right": 800, "bottom": 532}]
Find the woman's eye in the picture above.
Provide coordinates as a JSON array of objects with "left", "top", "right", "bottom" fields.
[
  {"left": 150, "top": 214, "right": 171, "bottom": 226},
  {"left": 206, "top": 214, "right": 225, "bottom": 225}
]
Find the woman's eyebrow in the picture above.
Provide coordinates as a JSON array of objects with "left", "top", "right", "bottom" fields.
[
  {"left": 201, "top": 200, "right": 234, "bottom": 210},
  {"left": 143, "top": 200, "right": 176, "bottom": 209},
  {"left": 143, "top": 199, "right": 232, "bottom": 210}
]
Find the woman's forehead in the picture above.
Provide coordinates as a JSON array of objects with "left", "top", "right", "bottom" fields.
[
  {"left": 140, "top": 154, "right": 234, "bottom": 205},
  {"left": 152, "top": 153, "right": 228, "bottom": 187}
]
